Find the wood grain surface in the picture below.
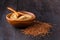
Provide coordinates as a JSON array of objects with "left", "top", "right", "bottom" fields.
[{"left": 0, "top": 0, "right": 60, "bottom": 40}]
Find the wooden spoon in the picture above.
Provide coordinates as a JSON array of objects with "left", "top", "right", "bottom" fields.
[{"left": 7, "top": 7, "right": 19, "bottom": 16}]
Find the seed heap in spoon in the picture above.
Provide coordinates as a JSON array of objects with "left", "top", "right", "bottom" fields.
[{"left": 7, "top": 7, "right": 32, "bottom": 21}]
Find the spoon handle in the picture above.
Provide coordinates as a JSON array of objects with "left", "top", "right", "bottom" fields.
[{"left": 7, "top": 7, "right": 18, "bottom": 16}]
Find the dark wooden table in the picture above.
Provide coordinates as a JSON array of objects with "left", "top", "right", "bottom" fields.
[{"left": 0, "top": 0, "right": 60, "bottom": 40}]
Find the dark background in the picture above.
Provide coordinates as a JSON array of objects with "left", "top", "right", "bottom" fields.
[{"left": 0, "top": 0, "right": 60, "bottom": 40}]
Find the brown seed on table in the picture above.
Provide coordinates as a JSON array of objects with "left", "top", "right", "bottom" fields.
[{"left": 21, "top": 21, "right": 52, "bottom": 36}]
